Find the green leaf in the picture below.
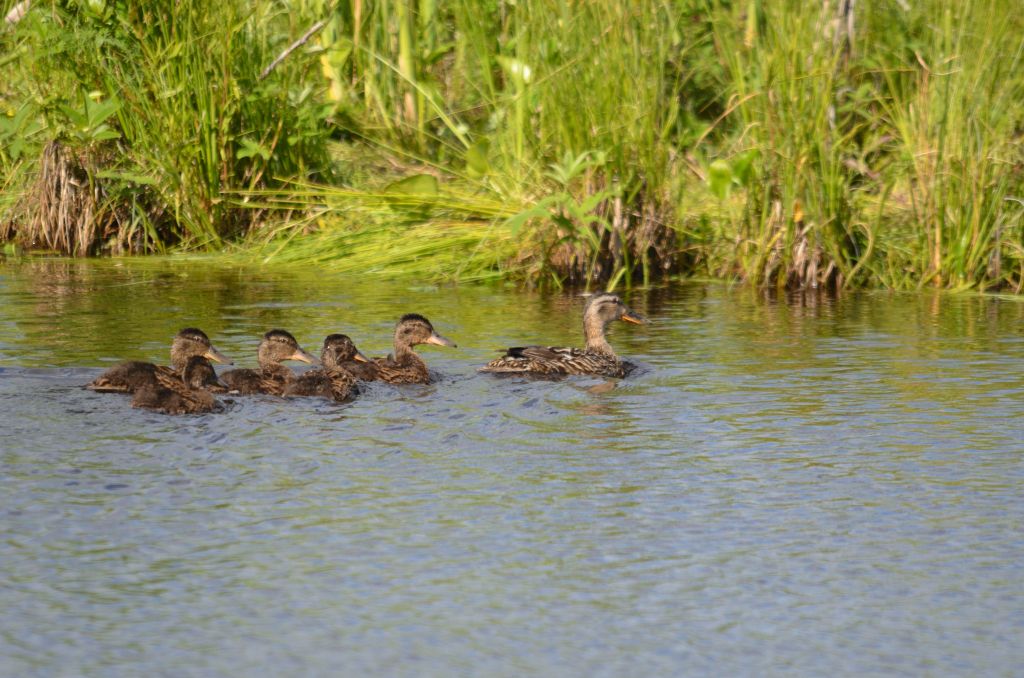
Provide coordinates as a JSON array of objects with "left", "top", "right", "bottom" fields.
[
  {"left": 58, "top": 104, "right": 88, "bottom": 129},
  {"left": 384, "top": 174, "right": 439, "bottom": 197},
  {"left": 731, "top": 149, "right": 758, "bottom": 187},
  {"left": 708, "top": 159, "right": 732, "bottom": 200},
  {"left": 237, "top": 138, "right": 271, "bottom": 161},
  {"left": 95, "top": 169, "right": 158, "bottom": 185},
  {"left": 504, "top": 206, "right": 550, "bottom": 235},
  {"left": 89, "top": 124, "right": 121, "bottom": 142},
  {"left": 85, "top": 96, "right": 120, "bottom": 128},
  {"left": 465, "top": 139, "right": 490, "bottom": 177}
]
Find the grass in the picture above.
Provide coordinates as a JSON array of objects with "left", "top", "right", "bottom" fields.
[{"left": 1, "top": 0, "right": 1023, "bottom": 291}]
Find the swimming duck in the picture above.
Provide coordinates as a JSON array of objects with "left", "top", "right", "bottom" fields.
[
  {"left": 479, "top": 293, "right": 647, "bottom": 377},
  {"left": 220, "top": 329, "right": 319, "bottom": 395},
  {"left": 131, "top": 356, "right": 225, "bottom": 415},
  {"left": 285, "top": 334, "right": 370, "bottom": 401},
  {"left": 86, "top": 327, "right": 231, "bottom": 393},
  {"left": 370, "top": 313, "right": 456, "bottom": 384}
]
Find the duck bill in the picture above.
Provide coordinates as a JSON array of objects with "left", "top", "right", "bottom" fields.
[
  {"left": 204, "top": 346, "right": 233, "bottom": 365},
  {"left": 290, "top": 348, "right": 320, "bottom": 365},
  {"left": 352, "top": 349, "right": 370, "bottom": 363},
  {"left": 425, "top": 332, "right": 457, "bottom": 348},
  {"left": 620, "top": 309, "right": 648, "bottom": 325}
]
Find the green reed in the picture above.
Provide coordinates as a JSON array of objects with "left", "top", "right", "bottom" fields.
[{"left": 1, "top": 0, "right": 1023, "bottom": 291}]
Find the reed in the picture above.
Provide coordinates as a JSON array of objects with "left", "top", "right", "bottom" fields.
[{"left": 1, "top": 0, "right": 1023, "bottom": 291}]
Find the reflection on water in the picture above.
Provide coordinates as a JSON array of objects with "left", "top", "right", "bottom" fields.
[{"left": 1, "top": 258, "right": 1023, "bottom": 675}]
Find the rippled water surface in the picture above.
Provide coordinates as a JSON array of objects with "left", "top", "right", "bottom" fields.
[{"left": 1, "top": 258, "right": 1022, "bottom": 676}]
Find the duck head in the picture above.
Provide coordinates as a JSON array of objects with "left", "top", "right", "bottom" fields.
[
  {"left": 181, "top": 355, "right": 228, "bottom": 390},
  {"left": 582, "top": 293, "right": 647, "bottom": 354},
  {"left": 320, "top": 333, "right": 370, "bottom": 369},
  {"left": 258, "top": 329, "right": 319, "bottom": 367},
  {"left": 171, "top": 327, "right": 232, "bottom": 370},
  {"left": 393, "top": 313, "right": 457, "bottom": 352}
]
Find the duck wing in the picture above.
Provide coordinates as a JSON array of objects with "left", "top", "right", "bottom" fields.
[
  {"left": 220, "top": 368, "right": 290, "bottom": 395},
  {"left": 371, "top": 356, "right": 430, "bottom": 384},
  {"left": 131, "top": 383, "right": 221, "bottom": 415},
  {"left": 480, "top": 345, "right": 624, "bottom": 377},
  {"left": 86, "top": 361, "right": 159, "bottom": 393}
]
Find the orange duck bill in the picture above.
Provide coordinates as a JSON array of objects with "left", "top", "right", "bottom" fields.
[
  {"left": 203, "top": 345, "right": 233, "bottom": 365},
  {"left": 620, "top": 309, "right": 648, "bottom": 325},
  {"left": 425, "top": 331, "right": 457, "bottom": 348},
  {"left": 290, "top": 347, "right": 320, "bottom": 364}
]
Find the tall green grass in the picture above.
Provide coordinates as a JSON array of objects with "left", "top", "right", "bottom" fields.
[
  {"left": 1, "top": 0, "right": 331, "bottom": 252},
  {"left": 702, "top": 0, "right": 1024, "bottom": 290},
  {"left": 2, "top": 0, "right": 1023, "bottom": 291}
]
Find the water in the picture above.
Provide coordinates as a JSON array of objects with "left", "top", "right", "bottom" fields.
[{"left": 1, "top": 258, "right": 1022, "bottom": 676}]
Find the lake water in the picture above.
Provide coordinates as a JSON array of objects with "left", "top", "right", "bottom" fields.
[{"left": 1, "top": 258, "right": 1022, "bottom": 676}]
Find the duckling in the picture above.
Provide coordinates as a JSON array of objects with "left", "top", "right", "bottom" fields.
[
  {"left": 86, "top": 327, "right": 231, "bottom": 393},
  {"left": 220, "top": 329, "right": 318, "bottom": 395},
  {"left": 369, "top": 313, "right": 456, "bottom": 384},
  {"left": 131, "top": 356, "right": 225, "bottom": 415},
  {"left": 479, "top": 293, "right": 647, "bottom": 378},
  {"left": 285, "top": 334, "right": 370, "bottom": 401}
]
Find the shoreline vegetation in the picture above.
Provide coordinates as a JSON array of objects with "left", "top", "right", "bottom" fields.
[{"left": 1, "top": 1, "right": 1022, "bottom": 290}]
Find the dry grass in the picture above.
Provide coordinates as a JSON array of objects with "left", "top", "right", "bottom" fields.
[{"left": 17, "top": 141, "right": 100, "bottom": 255}]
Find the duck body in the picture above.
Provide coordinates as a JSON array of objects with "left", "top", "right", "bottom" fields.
[
  {"left": 132, "top": 386, "right": 220, "bottom": 415},
  {"left": 339, "top": 359, "right": 379, "bottom": 382},
  {"left": 369, "top": 314, "right": 456, "bottom": 385},
  {"left": 285, "top": 334, "right": 368, "bottom": 401},
  {"left": 88, "top": 360, "right": 168, "bottom": 394},
  {"left": 371, "top": 354, "right": 431, "bottom": 385},
  {"left": 220, "top": 365, "right": 291, "bottom": 396},
  {"left": 87, "top": 328, "right": 231, "bottom": 393},
  {"left": 285, "top": 367, "right": 357, "bottom": 400},
  {"left": 130, "top": 356, "right": 225, "bottom": 415},
  {"left": 480, "top": 293, "right": 646, "bottom": 378},
  {"left": 220, "top": 329, "right": 318, "bottom": 396},
  {"left": 483, "top": 345, "right": 632, "bottom": 378}
]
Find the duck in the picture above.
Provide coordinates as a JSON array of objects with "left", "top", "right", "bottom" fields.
[
  {"left": 285, "top": 334, "right": 370, "bottom": 401},
  {"left": 131, "top": 356, "right": 226, "bottom": 415},
  {"left": 86, "top": 327, "right": 231, "bottom": 394},
  {"left": 219, "top": 329, "right": 319, "bottom": 395},
  {"left": 479, "top": 293, "right": 647, "bottom": 378},
  {"left": 369, "top": 313, "right": 456, "bottom": 384}
]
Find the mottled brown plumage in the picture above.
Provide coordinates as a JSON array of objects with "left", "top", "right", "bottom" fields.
[
  {"left": 479, "top": 293, "right": 647, "bottom": 377},
  {"left": 369, "top": 314, "right": 456, "bottom": 384},
  {"left": 340, "top": 359, "right": 379, "bottom": 382},
  {"left": 285, "top": 334, "right": 369, "bottom": 401},
  {"left": 86, "top": 328, "right": 231, "bottom": 393},
  {"left": 130, "top": 356, "right": 225, "bottom": 415},
  {"left": 220, "top": 329, "right": 318, "bottom": 395}
]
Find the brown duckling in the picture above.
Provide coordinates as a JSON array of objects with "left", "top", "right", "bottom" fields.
[
  {"left": 220, "top": 329, "right": 319, "bottom": 395},
  {"left": 285, "top": 334, "right": 370, "bottom": 401},
  {"left": 370, "top": 313, "right": 456, "bottom": 384},
  {"left": 86, "top": 327, "right": 231, "bottom": 393},
  {"left": 479, "top": 293, "right": 647, "bottom": 378},
  {"left": 131, "top": 356, "right": 225, "bottom": 415}
]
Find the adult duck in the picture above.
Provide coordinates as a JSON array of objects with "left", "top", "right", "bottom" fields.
[
  {"left": 479, "top": 293, "right": 646, "bottom": 378},
  {"left": 370, "top": 314, "right": 456, "bottom": 384},
  {"left": 86, "top": 327, "right": 231, "bottom": 393},
  {"left": 131, "top": 356, "right": 226, "bottom": 415},
  {"left": 220, "top": 329, "right": 318, "bottom": 395},
  {"left": 285, "top": 334, "right": 370, "bottom": 401}
]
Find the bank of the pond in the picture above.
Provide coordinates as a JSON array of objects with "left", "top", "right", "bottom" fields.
[{"left": 1, "top": 2, "right": 1023, "bottom": 290}]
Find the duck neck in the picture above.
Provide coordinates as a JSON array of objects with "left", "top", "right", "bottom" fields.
[
  {"left": 583, "top": 316, "right": 615, "bottom": 356},
  {"left": 169, "top": 345, "right": 190, "bottom": 371},
  {"left": 392, "top": 339, "right": 418, "bottom": 364}
]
